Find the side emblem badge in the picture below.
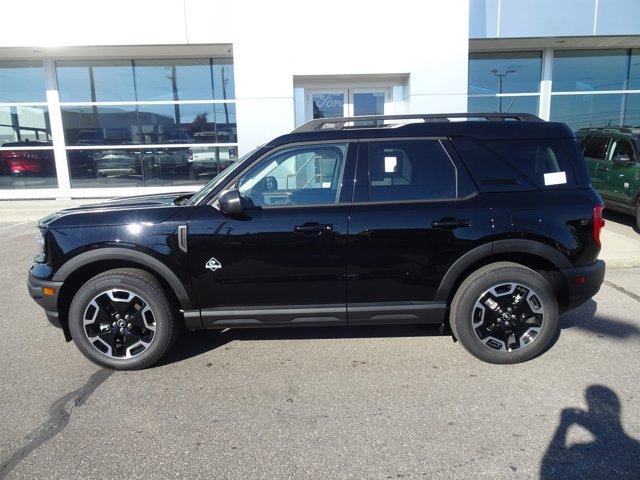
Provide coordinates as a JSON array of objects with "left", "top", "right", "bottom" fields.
[{"left": 205, "top": 257, "right": 222, "bottom": 272}]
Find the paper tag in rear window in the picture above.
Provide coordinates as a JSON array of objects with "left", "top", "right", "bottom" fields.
[{"left": 544, "top": 171, "right": 567, "bottom": 186}]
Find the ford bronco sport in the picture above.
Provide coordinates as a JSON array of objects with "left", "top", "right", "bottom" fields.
[
  {"left": 576, "top": 127, "right": 640, "bottom": 230},
  {"left": 28, "top": 113, "right": 606, "bottom": 370}
]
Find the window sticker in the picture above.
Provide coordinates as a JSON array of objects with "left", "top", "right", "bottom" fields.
[
  {"left": 544, "top": 171, "right": 567, "bottom": 186},
  {"left": 384, "top": 156, "right": 397, "bottom": 173}
]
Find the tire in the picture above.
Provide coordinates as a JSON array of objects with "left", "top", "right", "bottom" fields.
[
  {"left": 635, "top": 203, "right": 640, "bottom": 233},
  {"left": 68, "top": 268, "right": 179, "bottom": 370},
  {"left": 450, "top": 262, "right": 559, "bottom": 364}
]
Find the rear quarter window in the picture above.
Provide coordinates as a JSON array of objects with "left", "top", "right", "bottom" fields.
[{"left": 452, "top": 137, "right": 581, "bottom": 191}]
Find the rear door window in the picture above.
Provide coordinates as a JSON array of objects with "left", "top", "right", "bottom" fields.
[{"left": 355, "top": 139, "right": 474, "bottom": 202}]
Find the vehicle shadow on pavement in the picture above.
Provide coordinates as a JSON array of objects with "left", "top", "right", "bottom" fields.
[
  {"left": 540, "top": 385, "right": 640, "bottom": 479},
  {"left": 559, "top": 299, "right": 640, "bottom": 340},
  {"left": 158, "top": 324, "right": 442, "bottom": 367},
  {"left": 604, "top": 209, "right": 639, "bottom": 233}
]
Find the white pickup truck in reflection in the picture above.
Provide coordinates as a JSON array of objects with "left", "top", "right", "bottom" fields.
[{"left": 188, "top": 137, "right": 238, "bottom": 181}]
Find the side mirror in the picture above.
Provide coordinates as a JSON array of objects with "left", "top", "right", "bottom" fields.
[
  {"left": 217, "top": 189, "right": 243, "bottom": 216},
  {"left": 613, "top": 154, "right": 633, "bottom": 165}
]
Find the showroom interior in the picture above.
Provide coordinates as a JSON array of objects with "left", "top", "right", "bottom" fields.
[{"left": 1, "top": 0, "right": 640, "bottom": 200}]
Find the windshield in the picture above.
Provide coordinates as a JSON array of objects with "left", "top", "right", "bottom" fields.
[{"left": 187, "top": 148, "right": 259, "bottom": 205}]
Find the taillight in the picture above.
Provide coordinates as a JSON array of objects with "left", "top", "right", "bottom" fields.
[{"left": 593, "top": 205, "right": 605, "bottom": 247}]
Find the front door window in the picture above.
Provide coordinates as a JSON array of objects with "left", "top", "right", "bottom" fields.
[{"left": 236, "top": 143, "right": 347, "bottom": 207}]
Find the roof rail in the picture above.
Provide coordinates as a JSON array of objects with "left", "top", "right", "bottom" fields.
[
  {"left": 577, "top": 126, "right": 637, "bottom": 133},
  {"left": 292, "top": 112, "right": 543, "bottom": 133}
]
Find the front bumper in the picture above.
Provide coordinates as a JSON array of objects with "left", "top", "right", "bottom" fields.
[
  {"left": 27, "top": 273, "right": 63, "bottom": 329},
  {"left": 561, "top": 260, "right": 606, "bottom": 311}
]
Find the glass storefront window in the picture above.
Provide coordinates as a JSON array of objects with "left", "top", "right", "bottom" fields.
[
  {"left": 187, "top": 146, "right": 238, "bottom": 182},
  {"left": 0, "top": 61, "right": 47, "bottom": 103},
  {"left": 213, "top": 103, "right": 237, "bottom": 143},
  {"left": 0, "top": 148, "right": 57, "bottom": 188},
  {"left": 0, "top": 55, "right": 236, "bottom": 192},
  {"left": 468, "top": 52, "right": 542, "bottom": 94},
  {"left": 626, "top": 49, "right": 640, "bottom": 91},
  {"left": 56, "top": 60, "right": 136, "bottom": 102},
  {"left": 552, "top": 50, "right": 630, "bottom": 92},
  {"left": 62, "top": 103, "right": 237, "bottom": 146},
  {"left": 468, "top": 95, "right": 540, "bottom": 115},
  {"left": 138, "top": 103, "right": 237, "bottom": 144},
  {"left": 550, "top": 93, "right": 626, "bottom": 130},
  {"left": 134, "top": 59, "right": 214, "bottom": 101},
  {"left": 0, "top": 106, "right": 50, "bottom": 144},
  {"left": 61, "top": 105, "right": 140, "bottom": 146},
  {"left": 623, "top": 94, "right": 640, "bottom": 127},
  {"left": 56, "top": 58, "right": 236, "bottom": 103},
  {"left": 67, "top": 148, "right": 141, "bottom": 187},
  {"left": 138, "top": 103, "right": 213, "bottom": 144},
  {"left": 66, "top": 146, "right": 238, "bottom": 187},
  {"left": 212, "top": 59, "right": 235, "bottom": 100}
]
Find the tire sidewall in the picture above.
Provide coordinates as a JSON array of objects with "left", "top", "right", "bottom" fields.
[
  {"left": 68, "top": 273, "right": 173, "bottom": 369},
  {"left": 452, "top": 263, "right": 559, "bottom": 364}
]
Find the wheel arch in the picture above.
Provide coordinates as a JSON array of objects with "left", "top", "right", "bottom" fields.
[
  {"left": 436, "top": 239, "right": 572, "bottom": 311},
  {"left": 54, "top": 248, "right": 194, "bottom": 339}
]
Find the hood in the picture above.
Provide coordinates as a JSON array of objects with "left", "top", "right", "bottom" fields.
[
  {"left": 65, "top": 192, "right": 193, "bottom": 211},
  {"left": 38, "top": 192, "right": 194, "bottom": 228}
]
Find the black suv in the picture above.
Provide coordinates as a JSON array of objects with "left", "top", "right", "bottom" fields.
[{"left": 28, "top": 113, "right": 606, "bottom": 370}]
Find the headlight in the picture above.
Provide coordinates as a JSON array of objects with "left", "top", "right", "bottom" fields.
[{"left": 34, "top": 228, "right": 46, "bottom": 263}]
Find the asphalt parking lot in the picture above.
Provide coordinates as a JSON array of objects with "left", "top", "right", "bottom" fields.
[{"left": 1, "top": 221, "right": 639, "bottom": 479}]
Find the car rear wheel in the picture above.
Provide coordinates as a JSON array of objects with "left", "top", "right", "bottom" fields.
[
  {"left": 68, "top": 268, "right": 179, "bottom": 370},
  {"left": 635, "top": 202, "right": 640, "bottom": 233},
  {"left": 450, "top": 262, "right": 559, "bottom": 364}
]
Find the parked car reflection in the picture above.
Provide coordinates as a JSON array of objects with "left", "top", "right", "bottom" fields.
[
  {"left": 188, "top": 146, "right": 237, "bottom": 181},
  {"left": 94, "top": 150, "right": 141, "bottom": 178},
  {"left": 0, "top": 141, "right": 54, "bottom": 177}
]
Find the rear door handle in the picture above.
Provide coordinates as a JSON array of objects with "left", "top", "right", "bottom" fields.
[
  {"left": 294, "top": 222, "right": 333, "bottom": 234},
  {"left": 431, "top": 218, "right": 470, "bottom": 229},
  {"left": 600, "top": 166, "right": 610, "bottom": 172}
]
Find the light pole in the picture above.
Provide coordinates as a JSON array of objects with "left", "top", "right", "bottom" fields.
[{"left": 491, "top": 68, "right": 516, "bottom": 112}]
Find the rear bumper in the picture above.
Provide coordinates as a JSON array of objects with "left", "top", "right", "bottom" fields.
[
  {"left": 561, "top": 260, "right": 606, "bottom": 311},
  {"left": 27, "top": 274, "right": 63, "bottom": 328}
]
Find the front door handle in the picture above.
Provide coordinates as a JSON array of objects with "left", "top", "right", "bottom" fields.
[
  {"left": 294, "top": 222, "right": 333, "bottom": 234},
  {"left": 599, "top": 166, "right": 610, "bottom": 172},
  {"left": 431, "top": 217, "right": 470, "bottom": 229}
]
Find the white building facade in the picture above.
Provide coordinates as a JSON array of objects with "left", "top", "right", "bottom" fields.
[
  {"left": 1, "top": 0, "right": 639, "bottom": 199},
  {"left": 0, "top": 0, "right": 469, "bottom": 199}
]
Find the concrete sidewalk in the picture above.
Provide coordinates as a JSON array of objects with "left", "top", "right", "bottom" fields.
[
  {"left": 0, "top": 199, "right": 639, "bottom": 268},
  {"left": 599, "top": 228, "right": 640, "bottom": 268}
]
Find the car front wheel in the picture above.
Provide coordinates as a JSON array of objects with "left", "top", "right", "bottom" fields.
[
  {"left": 450, "top": 262, "right": 559, "bottom": 364},
  {"left": 68, "top": 268, "right": 179, "bottom": 370}
]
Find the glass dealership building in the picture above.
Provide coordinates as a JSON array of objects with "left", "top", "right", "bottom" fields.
[{"left": 1, "top": 0, "right": 639, "bottom": 200}]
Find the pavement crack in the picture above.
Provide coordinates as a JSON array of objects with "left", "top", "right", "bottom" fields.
[
  {"left": 604, "top": 280, "right": 640, "bottom": 303},
  {"left": 0, "top": 368, "right": 113, "bottom": 479}
]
